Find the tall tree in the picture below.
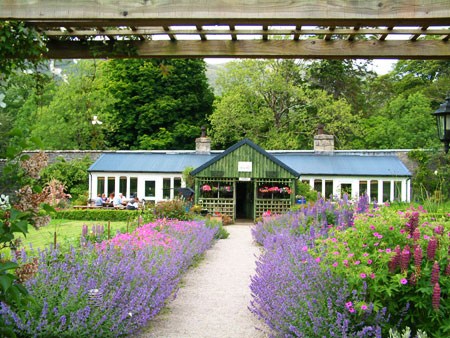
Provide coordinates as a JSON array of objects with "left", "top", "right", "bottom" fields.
[
  {"left": 210, "top": 59, "right": 361, "bottom": 150},
  {"left": 306, "top": 59, "right": 377, "bottom": 117},
  {"left": 103, "top": 59, "right": 214, "bottom": 150},
  {"left": 30, "top": 60, "right": 115, "bottom": 149}
]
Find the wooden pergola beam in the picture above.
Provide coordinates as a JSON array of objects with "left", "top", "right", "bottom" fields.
[
  {"left": 293, "top": 25, "right": 302, "bottom": 41},
  {"left": 163, "top": 25, "right": 176, "bottom": 41},
  {"left": 2, "top": 0, "right": 449, "bottom": 27},
  {"left": 42, "top": 27, "right": 450, "bottom": 38},
  {"left": 38, "top": 39, "right": 450, "bottom": 59}
]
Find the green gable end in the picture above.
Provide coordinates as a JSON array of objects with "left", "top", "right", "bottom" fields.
[{"left": 191, "top": 139, "right": 299, "bottom": 179}]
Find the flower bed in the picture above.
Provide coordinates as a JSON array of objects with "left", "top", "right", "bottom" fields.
[
  {"left": 250, "top": 197, "right": 450, "bottom": 337},
  {"left": 1, "top": 219, "right": 218, "bottom": 337}
]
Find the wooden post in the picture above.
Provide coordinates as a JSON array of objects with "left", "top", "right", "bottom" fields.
[
  {"left": 126, "top": 216, "right": 129, "bottom": 233},
  {"left": 107, "top": 220, "right": 111, "bottom": 239},
  {"left": 54, "top": 231, "right": 57, "bottom": 247}
]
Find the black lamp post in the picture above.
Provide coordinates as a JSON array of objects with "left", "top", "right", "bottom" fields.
[{"left": 432, "top": 92, "right": 450, "bottom": 154}]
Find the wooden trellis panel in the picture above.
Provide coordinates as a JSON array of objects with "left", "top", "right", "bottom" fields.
[{"left": 255, "top": 200, "right": 291, "bottom": 219}]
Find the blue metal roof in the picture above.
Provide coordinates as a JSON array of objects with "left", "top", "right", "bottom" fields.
[
  {"left": 89, "top": 151, "right": 411, "bottom": 177},
  {"left": 88, "top": 153, "right": 215, "bottom": 173},
  {"left": 273, "top": 153, "right": 411, "bottom": 177}
]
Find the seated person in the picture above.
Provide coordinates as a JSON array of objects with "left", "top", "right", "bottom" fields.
[
  {"left": 113, "top": 193, "right": 124, "bottom": 208},
  {"left": 94, "top": 194, "right": 103, "bottom": 206},
  {"left": 108, "top": 193, "right": 114, "bottom": 203},
  {"left": 101, "top": 193, "right": 108, "bottom": 203},
  {"left": 126, "top": 196, "right": 140, "bottom": 210}
]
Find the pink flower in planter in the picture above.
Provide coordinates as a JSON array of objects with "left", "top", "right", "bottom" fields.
[
  {"left": 360, "top": 273, "right": 367, "bottom": 278},
  {"left": 400, "top": 278, "right": 408, "bottom": 285},
  {"left": 361, "top": 305, "right": 368, "bottom": 310}
]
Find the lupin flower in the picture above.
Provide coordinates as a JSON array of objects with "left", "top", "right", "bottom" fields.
[
  {"left": 413, "top": 228, "right": 420, "bottom": 244},
  {"left": 407, "top": 212, "right": 419, "bottom": 235},
  {"left": 414, "top": 245, "right": 422, "bottom": 275},
  {"left": 433, "top": 283, "right": 441, "bottom": 311},
  {"left": 445, "top": 262, "right": 450, "bottom": 276},
  {"left": 431, "top": 261, "right": 440, "bottom": 285},
  {"left": 401, "top": 246, "right": 410, "bottom": 273},
  {"left": 427, "top": 237, "right": 437, "bottom": 261},
  {"left": 410, "top": 272, "right": 417, "bottom": 286}
]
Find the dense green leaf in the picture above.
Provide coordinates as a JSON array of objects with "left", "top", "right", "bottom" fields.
[{"left": 0, "top": 261, "right": 19, "bottom": 272}]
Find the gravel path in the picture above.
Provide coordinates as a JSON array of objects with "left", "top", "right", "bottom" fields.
[{"left": 139, "top": 224, "right": 268, "bottom": 338}]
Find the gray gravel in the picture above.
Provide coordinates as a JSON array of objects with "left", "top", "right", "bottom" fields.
[{"left": 138, "top": 224, "right": 268, "bottom": 338}]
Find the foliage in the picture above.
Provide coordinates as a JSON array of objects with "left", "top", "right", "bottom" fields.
[
  {"left": 313, "top": 206, "right": 450, "bottom": 336},
  {"left": 0, "top": 130, "right": 54, "bottom": 337},
  {"left": 250, "top": 196, "right": 391, "bottom": 337},
  {"left": 0, "top": 21, "right": 46, "bottom": 79},
  {"left": 204, "top": 219, "right": 229, "bottom": 240},
  {"left": 408, "top": 150, "right": 450, "bottom": 201},
  {"left": 54, "top": 209, "right": 152, "bottom": 222},
  {"left": 306, "top": 59, "right": 377, "bottom": 118},
  {"left": 41, "top": 156, "right": 92, "bottom": 201},
  {"left": 30, "top": 61, "right": 116, "bottom": 150},
  {"left": 153, "top": 199, "right": 193, "bottom": 221},
  {"left": 362, "top": 93, "right": 439, "bottom": 149},
  {"left": 389, "top": 327, "right": 429, "bottom": 338},
  {"left": 295, "top": 180, "right": 318, "bottom": 202},
  {"left": 182, "top": 166, "right": 195, "bottom": 189},
  {"left": 1, "top": 219, "right": 218, "bottom": 337},
  {"left": 102, "top": 59, "right": 214, "bottom": 150},
  {"left": 210, "top": 59, "right": 361, "bottom": 150}
]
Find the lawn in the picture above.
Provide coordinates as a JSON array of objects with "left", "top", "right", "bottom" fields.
[{"left": 17, "top": 218, "right": 130, "bottom": 250}]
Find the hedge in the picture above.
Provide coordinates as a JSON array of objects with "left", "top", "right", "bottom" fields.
[{"left": 54, "top": 209, "right": 150, "bottom": 222}]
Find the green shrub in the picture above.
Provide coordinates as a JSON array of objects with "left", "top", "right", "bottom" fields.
[
  {"left": 296, "top": 180, "right": 318, "bottom": 202},
  {"left": 41, "top": 156, "right": 92, "bottom": 200},
  {"left": 54, "top": 209, "right": 154, "bottom": 222},
  {"left": 205, "top": 219, "right": 229, "bottom": 239},
  {"left": 154, "top": 199, "right": 193, "bottom": 221}
]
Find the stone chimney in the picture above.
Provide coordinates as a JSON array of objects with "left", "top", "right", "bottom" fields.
[
  {"left": 195, "top": 126, "right": 211, "bottom": 154},
  {"left": 314, "top": 124, "right": 334, "bottom": 152}
]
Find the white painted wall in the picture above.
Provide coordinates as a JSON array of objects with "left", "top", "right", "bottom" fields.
[
  {"left": 90, "top": 172, "right": 184, "bottom": 202},
  {"left": 299, "top": 175, "right": 410, "bottom": 202}
]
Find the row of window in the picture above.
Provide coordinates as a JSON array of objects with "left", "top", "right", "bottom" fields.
[
  {"left": 306, "top": 179, "right": 402, "bottom": 202},
  {"left": 97, "top": 177, "right": 181, "bottom": 198}
]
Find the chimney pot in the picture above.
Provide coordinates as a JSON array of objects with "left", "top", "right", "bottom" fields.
[
  {"left": 196, "top": 127, "right": 211, "bottom": 154},
  {"left": 317, "top": 123, "right": 324, "bottom": 135}
]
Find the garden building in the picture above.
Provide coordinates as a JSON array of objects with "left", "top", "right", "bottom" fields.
[{"left": 88, "top": 132, "right": 411, "bottom": 220}]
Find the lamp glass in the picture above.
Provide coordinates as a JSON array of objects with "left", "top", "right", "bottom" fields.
[{"left": 437, "top": 114, "right": 445, "bottom": 140}]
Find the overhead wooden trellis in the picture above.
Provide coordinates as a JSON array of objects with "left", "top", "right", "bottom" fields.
[{"left": 1, "top": 0, "right": 450, "bottom": 59}]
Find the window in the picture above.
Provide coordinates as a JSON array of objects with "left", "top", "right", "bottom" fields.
[
  {"left": 325, "top": 180, "right": 333, "bottom": 199},
  {"left": 174, "top": 177, "right": 182, "bottom": 190},
  {"left": 163, "top": 178, "right": 171, "bottom": 199},
  {"left": 394, "top": 181, "right": 402, "bottom": 201},
  {"left": 370, "top": 181, "right": 378, "bottom": 202},
  {"left": 341, "top": 184, "right": 352, "bottom": 199},
  {"left": 97, "top": 177, "right": 105, "bottom": 196},
  {"left": 145, "top": 181, "right": 155, "bottom": 197},
  {"left": 314, "top": 180, "right": 322, "bottom": 194},
  {"left": 130, "top": 177, "right": 137, "bottom": 196},
  {"left": 359, "top": 181, "right": 368, "bottom": 196},
  {"left": 383, "top": 181, "right": 391, "bottom": 202},
  {"left": 119, "top": 177, "right": 127, "bottom": 197},
  {"left": 107, "top": 177, "right": 115, "bottom": 196}
]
